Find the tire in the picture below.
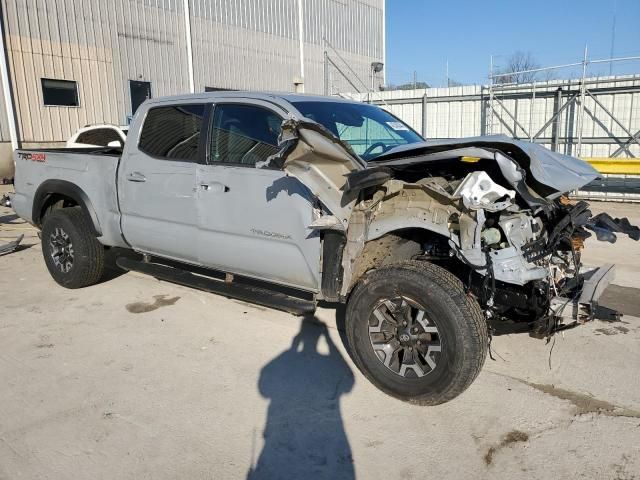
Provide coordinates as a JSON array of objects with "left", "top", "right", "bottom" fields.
[
  {"left": 41, "top": 206, "right": 105, "bottom": 288},
  {"left": 345, "top": 260, "right": 488, "bottom": 405}
]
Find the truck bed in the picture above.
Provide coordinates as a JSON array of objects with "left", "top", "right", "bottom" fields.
[{"left": 11, "top": 148, "right": 126, "bottom": 247}]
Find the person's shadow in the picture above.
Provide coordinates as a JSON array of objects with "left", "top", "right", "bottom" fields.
[{"left": 248, "top": 316, "right": 355, "bottom": 480}]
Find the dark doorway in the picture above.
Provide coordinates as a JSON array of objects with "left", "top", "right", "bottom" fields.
[
  {"left": 205, "top": 86, "right": 236, "bottom": 92},
  {"left": 130, "top": 80, "right": 151, "bottom": 114}
]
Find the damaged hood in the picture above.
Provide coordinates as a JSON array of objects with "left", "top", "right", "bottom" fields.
[{"left": 371, "top": 135, "right": 600, "bottom": 198}]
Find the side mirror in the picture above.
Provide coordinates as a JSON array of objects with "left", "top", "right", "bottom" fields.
[{"left": 107, "top": 140, "right": 122, "bottom": 148}]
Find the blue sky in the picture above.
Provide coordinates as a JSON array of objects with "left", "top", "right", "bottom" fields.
[{"left": 385, "top": 0, "right": 640, "bottom": 87}]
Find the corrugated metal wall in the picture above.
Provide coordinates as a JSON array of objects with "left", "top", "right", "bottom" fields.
[
  {"left": 0, "top": 0, "right": 384, "bottom": 144},
  {"left": 351, "top": 75, "right": 640, "bottom": 158},
  {"left": 189, "top": 0, "right": 383, "bottom": 94}
]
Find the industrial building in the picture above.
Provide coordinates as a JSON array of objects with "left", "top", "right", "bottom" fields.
[{"left": 0, "top": 0, "right": 385, "bottom": 178}]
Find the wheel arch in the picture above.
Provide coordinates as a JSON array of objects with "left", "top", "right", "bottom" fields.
[
  {"left": 33, "top": 180, "right": 102, "bottom": 236},
  {"left": 345, "top": 226, "right": 451, "bottom": 296}
]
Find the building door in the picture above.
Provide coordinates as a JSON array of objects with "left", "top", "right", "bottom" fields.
[{"left": 130, "top": 80, "right": 151, "bottom": 114}]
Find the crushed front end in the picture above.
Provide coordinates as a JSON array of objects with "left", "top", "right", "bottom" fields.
[
  {"left": 363, "top": 138, "right": 639, "bottom": 338},
  {"left": 267, "top": 117, "right": 637, "bottom": 338}
]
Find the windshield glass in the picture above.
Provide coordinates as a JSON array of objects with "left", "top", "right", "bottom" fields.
[{"left": 292, "top": 101, "right": 423, "bottom": 160}]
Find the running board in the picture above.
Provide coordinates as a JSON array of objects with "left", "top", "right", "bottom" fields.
[{"left": 115, "top": 256, "right": 317, "bottom": 316}]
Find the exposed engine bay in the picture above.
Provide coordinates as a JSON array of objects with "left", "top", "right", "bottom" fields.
[{"left": 261, "top": 118, "right": 639, "bottom": 338}]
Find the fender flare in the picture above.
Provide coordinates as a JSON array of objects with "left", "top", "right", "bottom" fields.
[{"left": 32, "top": 179, "right": 102, "bottom": 236}]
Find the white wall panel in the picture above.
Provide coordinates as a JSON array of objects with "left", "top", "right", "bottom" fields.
[{"left": 0, "top": 0, "right": 384, "bottom": 142}]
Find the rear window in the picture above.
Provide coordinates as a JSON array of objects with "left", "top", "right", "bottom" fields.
[
  {"left": 76, "top": 128, "right": 122, "bottom": 146},
  {"left": 139, "top": 104, "right": 205, "bottom": 161}
]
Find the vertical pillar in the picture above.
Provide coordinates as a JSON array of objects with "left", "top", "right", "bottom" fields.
[
  {"left": 421, "top": 94, "right": 428, "bottom": 138},
  {"left": 296, "top": 0, "right": 305, "bottom": 93},
  {"left": 0, "top": 4, "right": 19, "bottom": 150},
  {"left": 551, "top": 87, "right": 563, "bottom": 152},
  {"left": 576, "top": 45, "right": 588, "bottom": 157},
  {"left": 323, "top": 51, "right": 329, "bottom": 96},
  {"left": 183, "top": 0, "right": 195, "bottom": 93}
]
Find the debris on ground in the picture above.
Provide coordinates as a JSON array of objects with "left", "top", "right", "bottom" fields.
[
  {"left": 1, "top": 193, "right": 11, "bottom": 208},
  {"left": 0, "top": 234, "right": 23, "bottom": 256}
]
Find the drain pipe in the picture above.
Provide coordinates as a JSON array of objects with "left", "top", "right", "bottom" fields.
[
  {"left": 0, "top": 4, "right": 19, "bottom": 150},
  {"left": 183, "top": 0, "right": 195, "bottom": 93},
  {"left": 296, "top": 0, "right": 305, "bottom": 93}
]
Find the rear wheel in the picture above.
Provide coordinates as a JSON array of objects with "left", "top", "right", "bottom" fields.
[
  {"left": 41, "top": 207, "right": 105, "bottom": 288},
  {"left": 345, "top": 261, "right": 488, "bottom": 405}
]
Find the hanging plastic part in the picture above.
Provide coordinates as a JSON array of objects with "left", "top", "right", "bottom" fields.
[{"left": 453, "top": 171, "right": 515, "bottom": 212}]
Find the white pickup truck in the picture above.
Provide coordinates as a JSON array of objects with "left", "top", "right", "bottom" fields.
[{"left": 10, "top": 91, "right": 633, "bottom": 404}]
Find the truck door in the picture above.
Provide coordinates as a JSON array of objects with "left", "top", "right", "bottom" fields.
[
  {"left": 196, "top": 101, "right": 321, "bottom": 291},
  {"left": 118, "top": 103, "right": 206, "bottom": 262}
]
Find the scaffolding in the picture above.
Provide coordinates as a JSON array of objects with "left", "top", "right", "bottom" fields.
[{"left": 486, "top": 49, "right": 640, "bottom": 158}]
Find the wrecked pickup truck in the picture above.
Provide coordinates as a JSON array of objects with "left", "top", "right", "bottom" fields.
[{"left": 10, "top": 92, "right": 638, "bottom": 405}]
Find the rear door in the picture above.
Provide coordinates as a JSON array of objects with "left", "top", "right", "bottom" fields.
[
  {"left": 118, "top": 103, "right": 206, "bottom": 262},
  {"left": 196, "top": 100, "right": 321, "bottom": 291}
]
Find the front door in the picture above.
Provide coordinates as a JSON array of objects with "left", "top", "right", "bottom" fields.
[
  {"left": 196, "top": 101, "right": 321, "bottom": 291},
  {"left": 118, "top": 103, "right": 206, "bottom": 262}
]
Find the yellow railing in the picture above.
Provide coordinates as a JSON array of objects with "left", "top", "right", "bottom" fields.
[{"left": 582, "top": 158, "right": 640, "bottom": 175}]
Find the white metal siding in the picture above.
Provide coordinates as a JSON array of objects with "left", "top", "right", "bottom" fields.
[{"left": 0, "top": 0, "right": 384, "bottom": 143}]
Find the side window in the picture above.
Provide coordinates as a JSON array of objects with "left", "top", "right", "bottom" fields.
[
  {"left": 139, "top": 104, "right": 205, "bottom": 161},
  {"left": 210, "top": 104, "right": 281, "bottom": 166},
  {"left": 76, "top": 128, "right": 122, "bottom": 146}
]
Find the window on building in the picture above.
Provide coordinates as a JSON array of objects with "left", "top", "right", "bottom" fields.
[
  {"left": 76, "top": 128, "right": 123, "bottom": 146},
  {"left": 209, "top": 104, "right": 282, "bottom": 166},
  {"left": 139, "top": 104, "right": 205, "bottom": 161},
  {"left": 41, "top": 78, "right": 79, "bottom": 107}
]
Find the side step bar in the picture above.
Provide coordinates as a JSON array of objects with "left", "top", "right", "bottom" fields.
[{"left": 116, "top": 257, "right": 317, "bottom": 316}]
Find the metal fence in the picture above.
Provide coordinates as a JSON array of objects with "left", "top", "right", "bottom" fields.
[
  {"left": 347, "top": 74, "right": 640, "bottom": 159},
  {"left": 343, "top": 55, "right": 640, "bottom": 201}
]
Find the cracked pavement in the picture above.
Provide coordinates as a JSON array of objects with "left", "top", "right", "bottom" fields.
[{"left": 1, "top": 187, "right": 639, "bottom": 479}]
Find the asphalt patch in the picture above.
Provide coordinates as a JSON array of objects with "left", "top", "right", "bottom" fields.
[
  {"left": 525, "top": 382, "right": 640, "bottom": 418},
  {"left": 126, "top": 295, "right": 180, "bottom": 314},
  {"left": 599, "top": 285, "right": 640, "bottom": 318},
  {"left": 595, "top": 326, "right": 630, "bottom": 336},
  {"left": 484, "top": 430, "right": 529, "bottom": 466}
]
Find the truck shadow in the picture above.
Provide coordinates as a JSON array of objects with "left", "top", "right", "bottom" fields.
[
  {"left": 248, "top": 316, "right": 355, "bottom": 480},
  {"left": 98, "top": 248, "right": 136, "bottom": 283},
  {"left": 0, "top": 213, "right": 19, "bottom": 224}
]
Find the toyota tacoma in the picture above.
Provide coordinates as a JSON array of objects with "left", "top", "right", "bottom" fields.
[{"left": 10, "top": 92, "right": 636, "bottom": 404}]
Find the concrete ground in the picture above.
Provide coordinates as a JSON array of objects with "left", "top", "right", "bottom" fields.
[{"left": 1, "top": 185, "right": 639, "bottom": 480}]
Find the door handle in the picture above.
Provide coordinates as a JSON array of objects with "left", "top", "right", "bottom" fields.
[
  {"left": 200, "top": 182, "right": 229, "bottom": 193},
  {"left": 127, "top": 171, "right": 146, "bottom": 183}
]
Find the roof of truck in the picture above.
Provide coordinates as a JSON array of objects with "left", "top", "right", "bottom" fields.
[{"left": 144, "top": 91, "right": 363, "bottom": 108}]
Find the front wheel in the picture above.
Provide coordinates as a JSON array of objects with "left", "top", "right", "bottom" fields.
[{"left": 345, "top": 261, "right": 488, "bottom": 405}]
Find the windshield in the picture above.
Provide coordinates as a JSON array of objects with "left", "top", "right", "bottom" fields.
[{"left": 292, "top": 101, "right": 423, "bottom": 160}]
